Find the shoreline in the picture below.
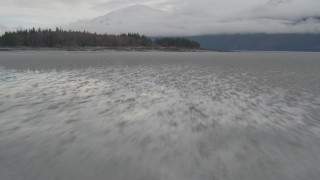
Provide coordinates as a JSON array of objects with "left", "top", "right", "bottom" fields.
[
  {"left": 0, "top": 46, "right": 222, "bottom": 52},
  {"left": 2, "top": 47, "right": 319, "bottom": 53}
]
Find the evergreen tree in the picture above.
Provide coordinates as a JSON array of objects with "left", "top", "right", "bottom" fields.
[{"left": 0, "top": 28, "right": 200, "bottom": 49}]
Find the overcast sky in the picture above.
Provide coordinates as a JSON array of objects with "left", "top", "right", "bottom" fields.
[{"left": 1, "top": 0, "right": 320, "bottom": 34}]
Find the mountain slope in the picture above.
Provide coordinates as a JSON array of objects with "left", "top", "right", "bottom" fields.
[
  {"left": 65, "top": 4, "right": 320, "bottom": 51},
  {"left": 66, "top": 5, "right": 174, "bottom": 36},
  {"left": 189, "top": 34, "right": 320, "bottom": 51}
]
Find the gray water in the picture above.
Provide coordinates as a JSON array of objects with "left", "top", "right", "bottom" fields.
[{"left": 1, "top": 51, "right": 320, "bottom": 180}]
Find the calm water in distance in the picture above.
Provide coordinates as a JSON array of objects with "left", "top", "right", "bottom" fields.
[{"left": 1, "top": 51, "right": 320, "bottom": 180}]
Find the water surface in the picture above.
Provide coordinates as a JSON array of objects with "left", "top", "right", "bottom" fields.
[{"left": 1, "top": 51, "right": 320, "bottom": 180}]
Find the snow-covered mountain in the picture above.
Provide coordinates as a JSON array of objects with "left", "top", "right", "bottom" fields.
[
  {"left": 65, "top": 4, "right": 320, "bottom": 36},
  {"left": 66, "top": 5, "right": 178, "bottom": 36}
]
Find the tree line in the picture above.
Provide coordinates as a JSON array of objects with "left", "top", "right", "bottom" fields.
[
  {"left": 0, "top": 28, "right": 200, "bottom": 48},
  {"left": 154, "top": 37, "right": 200, "bottom": 48}
]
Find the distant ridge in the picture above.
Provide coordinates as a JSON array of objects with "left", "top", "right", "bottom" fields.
[
  {"left": 189, "top": 34, "right": 320, "bottom": 52},
  {"left": 66, "top": 5, "right": 172, "bottom": 36},
  {"left": 64, "top": 5, "right": 320, "bottom": 52},
  {"left": 65, "top": 4, "right": 320, "bottom": 39}
]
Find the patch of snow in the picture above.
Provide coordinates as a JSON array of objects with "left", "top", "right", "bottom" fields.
[{"left": 65, "top": 5, "right": 178, "bottom": 36}]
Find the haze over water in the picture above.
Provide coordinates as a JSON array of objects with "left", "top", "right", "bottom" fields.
[{"left": 1, "top": 51, "right": 320, "bottom": 180}]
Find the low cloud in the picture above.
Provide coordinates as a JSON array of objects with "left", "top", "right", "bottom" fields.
[{"left": 1, "top": 0, "right": 320, "bottom": 34}]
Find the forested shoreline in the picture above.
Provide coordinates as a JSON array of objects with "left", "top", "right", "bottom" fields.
[{"left": 0, "top": 28, "right": 200, "bottom": 48}]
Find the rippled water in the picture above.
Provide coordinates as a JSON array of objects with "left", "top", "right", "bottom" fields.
[{"left": 1, "top": 51, "right": 320, "bottom": 180}]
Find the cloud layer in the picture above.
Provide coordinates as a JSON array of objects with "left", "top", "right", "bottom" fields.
[{"left": 1, "top": 0, "right": 320, "bottom": 35}]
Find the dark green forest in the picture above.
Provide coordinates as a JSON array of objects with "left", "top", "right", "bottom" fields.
[
  {"left": 0, "top": 28, "right": 200, "bottom": 48},
  {"left": 154, "top": 37, "right": 200, "bottom": 48},
  {"left": 189, "top": 34, "right": 320, "bottom": 51}
]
